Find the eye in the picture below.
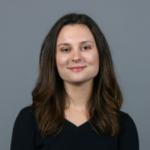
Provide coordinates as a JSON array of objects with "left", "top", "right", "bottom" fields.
[
  {"left": 82, "top": 46, "right": 91, "bottom": 50},
  {"left": 61, "top": 48, "right": 70, "bottom": 52}
]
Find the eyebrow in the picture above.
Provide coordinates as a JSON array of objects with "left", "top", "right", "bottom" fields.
[{"left": 56, "top": 40, "right": 94, "bottom": 48}]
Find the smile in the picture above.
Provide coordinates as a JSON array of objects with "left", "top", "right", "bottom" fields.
[{"left": 69, "top": 66, "right": 86, "bottom": 72}]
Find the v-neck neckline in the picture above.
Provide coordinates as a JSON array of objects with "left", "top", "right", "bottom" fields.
[
  {"left": 64, "top": 118, "right": 91, "bottom": 135},
  {"left": 65, "top": 119, "right": 89, "bottom": 128}
]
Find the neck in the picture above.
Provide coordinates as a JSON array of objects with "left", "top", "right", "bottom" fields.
[{"left": 64, "top": 79, "right": 93, "bottom": 109}]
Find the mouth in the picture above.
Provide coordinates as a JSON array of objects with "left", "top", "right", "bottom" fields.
[{"left": 68, "top": 66, "right": 86, "bottom": 72}]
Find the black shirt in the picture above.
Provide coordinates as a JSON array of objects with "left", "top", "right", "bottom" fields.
[{"left": 10, "top": 106, "right": 139, "bottom": 150}]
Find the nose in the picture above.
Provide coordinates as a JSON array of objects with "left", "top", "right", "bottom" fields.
[{"left": 71, "top": 50, "right": 82, "bottom": 62}]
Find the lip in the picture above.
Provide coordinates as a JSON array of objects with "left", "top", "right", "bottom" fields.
[
  {"left": 68, "top": 66, "right": 86, "bottom": 69},
  {"left": 68, "top": 66, "right": 86, "bottom": 72}
]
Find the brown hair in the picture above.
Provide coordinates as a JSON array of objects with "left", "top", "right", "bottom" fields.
[{"left": 32, "top": 13, "right": 123, "bottom": 137}]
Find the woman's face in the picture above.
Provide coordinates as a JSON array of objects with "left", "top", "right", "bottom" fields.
[{"left": 56, "top": 24, "right": 99, "bottom": 84}]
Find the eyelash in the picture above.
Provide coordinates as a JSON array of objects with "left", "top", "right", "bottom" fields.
[{"left": 61, "top": 46, "right": 91, "bottom": 52}]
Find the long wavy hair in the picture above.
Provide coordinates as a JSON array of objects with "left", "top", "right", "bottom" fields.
[{"left": 32, "top": 13, "right": 123, "bottom": 137}]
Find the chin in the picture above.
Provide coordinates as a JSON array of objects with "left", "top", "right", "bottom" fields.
[{"left": 68, "top": 78, "right": 93, "bottom": 84}]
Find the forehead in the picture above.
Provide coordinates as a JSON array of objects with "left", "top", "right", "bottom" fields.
[{"left": 56, "top": 24, "right": 95, "bottom": 45}]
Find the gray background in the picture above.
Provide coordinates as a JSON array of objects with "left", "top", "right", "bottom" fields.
[{"left": 0, "top": 0, "right": 149, "bottom": 149}]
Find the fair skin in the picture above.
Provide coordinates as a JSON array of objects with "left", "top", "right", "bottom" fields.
[{"left": 56, "top": 24, "right": 99, "bottom": 126}]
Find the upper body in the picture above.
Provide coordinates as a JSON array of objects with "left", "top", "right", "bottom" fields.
[
  {"left": 11, "top": 13, "right": 139, "bottom": 150},
  {"left": 10, "top": 106, "right": 139, "bottom": 150}
]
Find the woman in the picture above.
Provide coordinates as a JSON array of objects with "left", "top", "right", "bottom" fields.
[{"left": 11, "top": 13, "right": 139, "bottom": 150}]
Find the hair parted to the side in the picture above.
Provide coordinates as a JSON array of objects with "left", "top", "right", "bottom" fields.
[{"left": 32, "top": 13, "right": 123, "bottom": 137}]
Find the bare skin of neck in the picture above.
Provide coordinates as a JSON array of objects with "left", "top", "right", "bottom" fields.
[{"left": 64, "top": 79, "right": 93, "bottom": 126}]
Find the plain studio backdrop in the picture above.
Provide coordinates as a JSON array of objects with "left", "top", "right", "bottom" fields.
[{"left": 0, "top": 0, "right": 150, "bottom": 149}]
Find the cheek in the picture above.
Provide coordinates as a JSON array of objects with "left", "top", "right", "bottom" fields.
[
  {"left": 87, "top": 53, "right": 99, "bottom": 66},
  {"left": 86, "top": 52, "right": 99, "bottom": 75},
  {"left": 56, "top": 55, "right": 68, "bottom": 69},
  {"left": 56, "top": 55, "right": 69, "bottom": 80}
]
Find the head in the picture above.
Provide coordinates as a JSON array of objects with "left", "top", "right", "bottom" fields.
[
  {"left": 32, "top": 13, "right": 123, "bottom": 136},
  {"left": 39, "top": 13, "right": 113, "bottom": 92}
]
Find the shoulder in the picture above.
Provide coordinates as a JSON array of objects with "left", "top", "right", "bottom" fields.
[
  {"left": 18, "top": 105, "right": 34, "bottom": 116},
  {"left": 118, "top": 111, "right": 139, "bottom": 149},
  {"left": 119, "top": 111, "right": 137, "bottom": 129},
  {"left": 11, "top": 106, "right": 38, "bottom": 149},
  {"left": 17, "top": 106, "right": 35, "bottom": 119},
  {"left": 13, "top": 106, "right": 37, "bottom": 129}
]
